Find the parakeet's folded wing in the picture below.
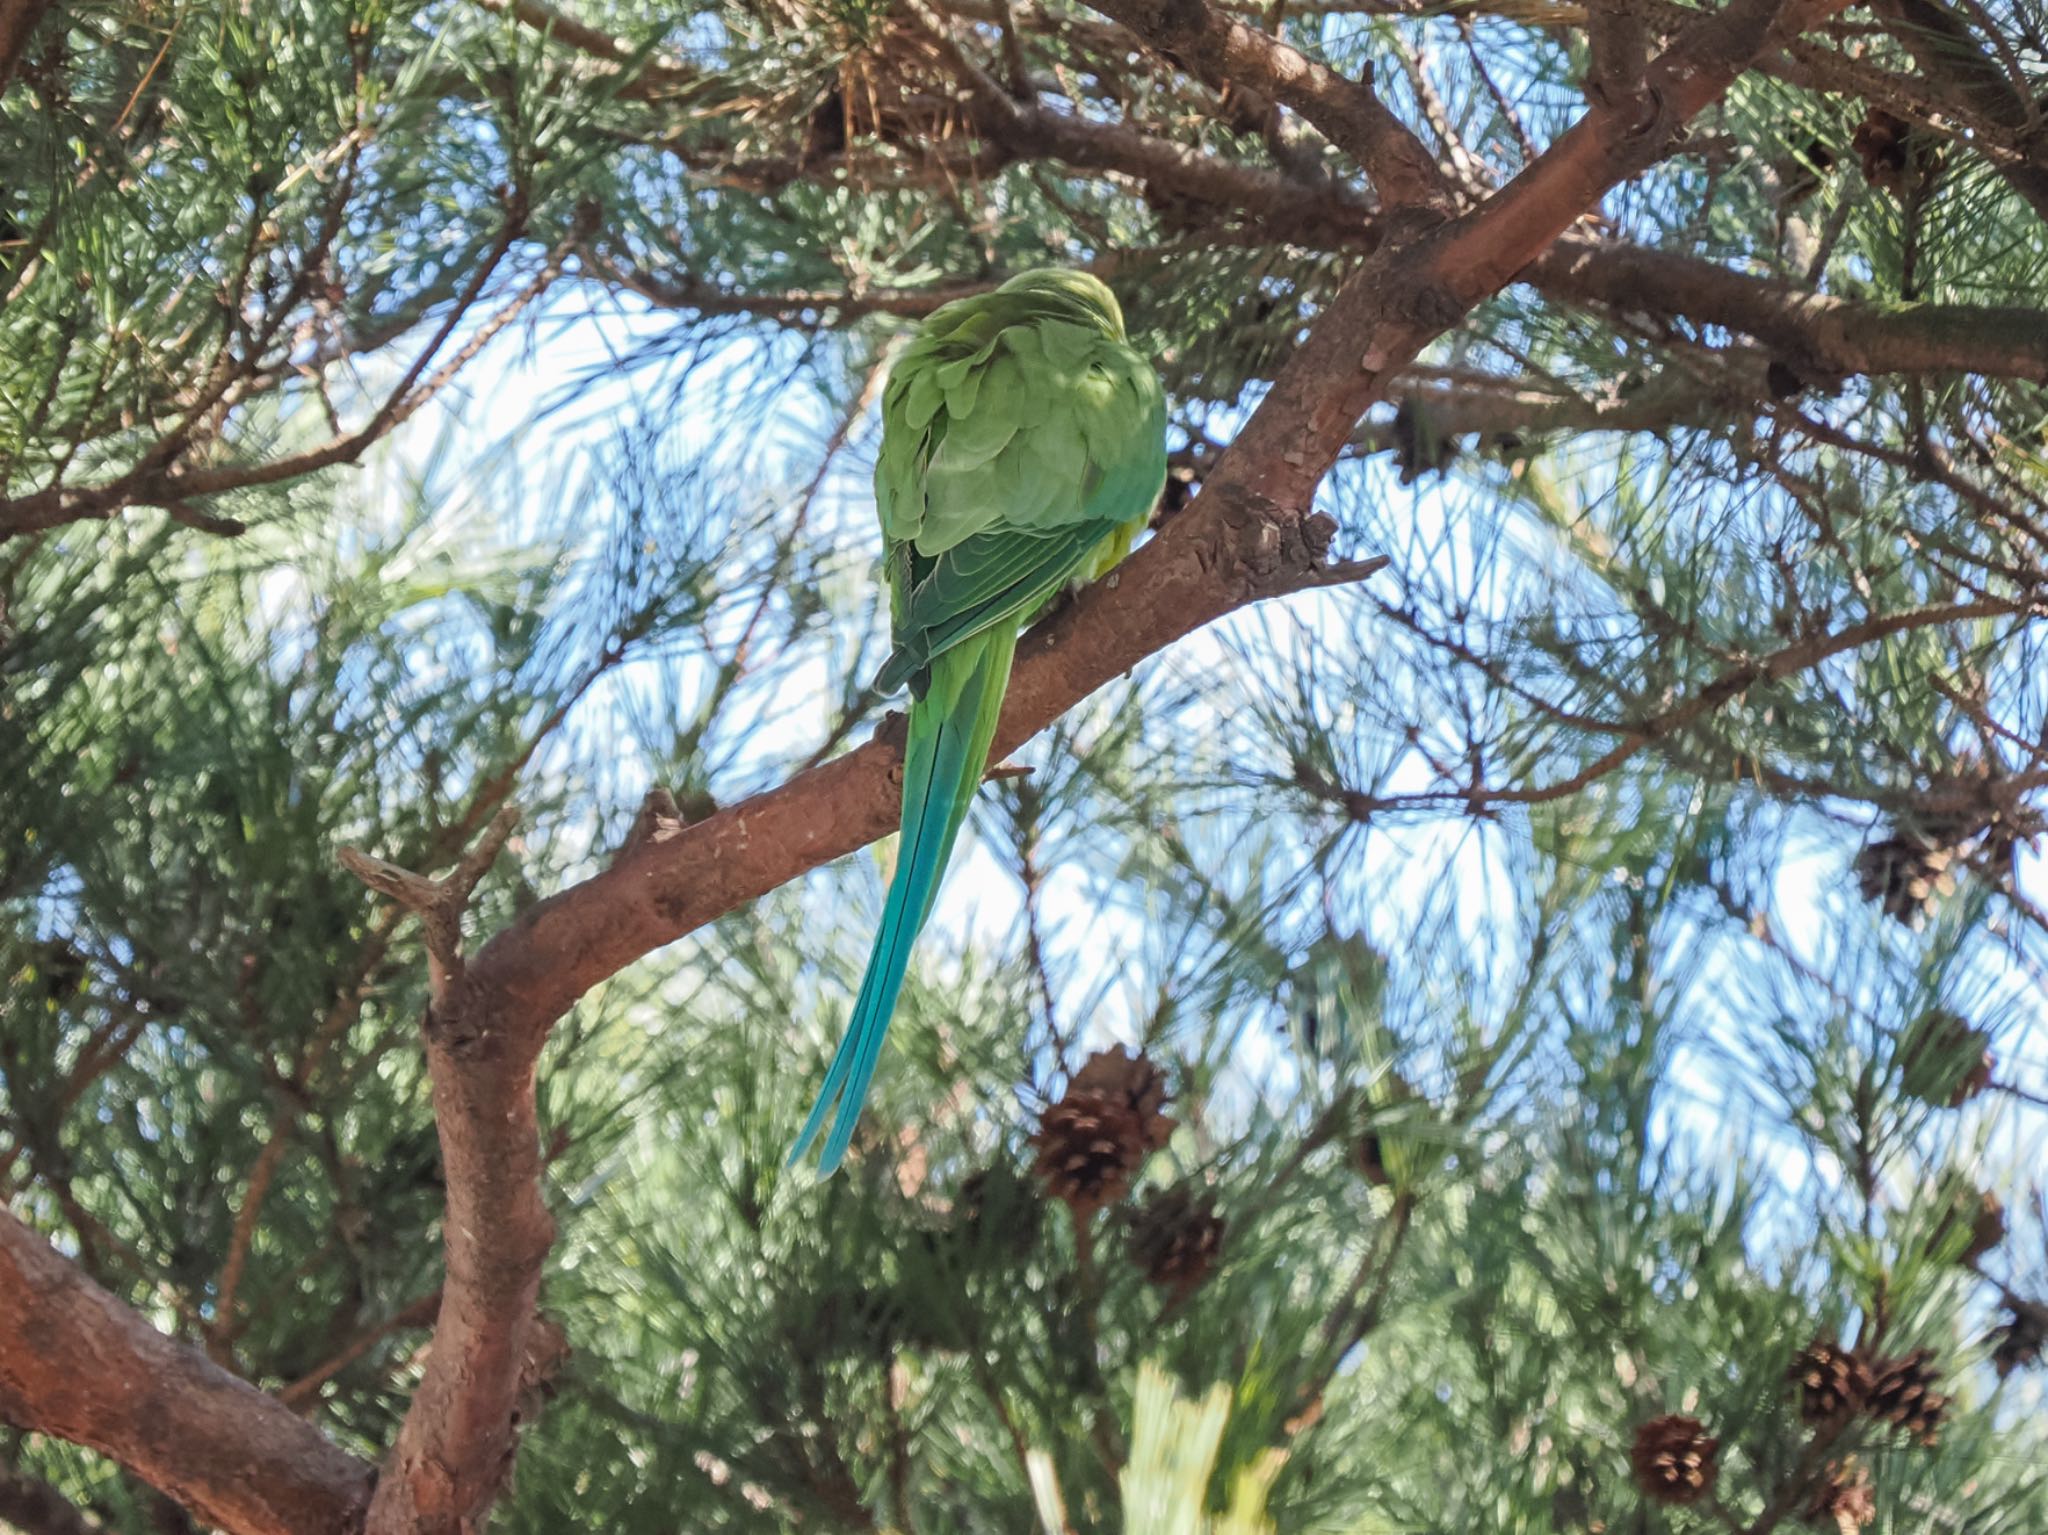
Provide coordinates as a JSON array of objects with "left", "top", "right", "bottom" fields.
[{"left": 873, "top": 297, "right": 1167, "bottom": 694}]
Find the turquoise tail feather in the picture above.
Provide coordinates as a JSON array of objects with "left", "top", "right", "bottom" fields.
[{"left": 790, "top": 624, "right": 1020, "bottom": 1173}]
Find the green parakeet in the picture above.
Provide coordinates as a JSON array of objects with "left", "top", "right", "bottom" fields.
[{"left": 790, "top": 268, "right": 1167, "bottom": 1173}]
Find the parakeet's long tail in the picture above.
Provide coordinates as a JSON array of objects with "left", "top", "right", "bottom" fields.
[{"left": 790, "top": 623, "right": 1020, "bottom": 1173}]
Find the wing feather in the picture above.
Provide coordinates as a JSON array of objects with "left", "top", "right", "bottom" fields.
[{"left": 873, "top": 283, "right": 1167, "bottom": 693}]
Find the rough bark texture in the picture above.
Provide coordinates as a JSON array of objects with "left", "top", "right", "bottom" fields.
[{"left": 0, "top": 1210, "right": 376, "bottom": 1535}]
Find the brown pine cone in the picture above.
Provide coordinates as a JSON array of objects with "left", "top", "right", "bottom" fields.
[
  {"left": 1029, "top": 1049, "right": 1176, "bottom": 1217},
  {"left": 1959, "top": 1188, "right": 2006, "bottom": 1265},
  {"left": 1854, "top": 830, "right": 1964, "bottom": 926},
  {"left": 1067, "top": 1046, "right": 1175, "bottom": 1142},
  {"left": 1788, "top": 1336, "right": 1870, "bottom": 1423},
  {"left": 1126, "top": 1186, "right": 1226, "bottom": 1297},
  {"left": 1629, "top": 1414, "right": 1719, "bottom": 1506},
  {"left": 1851, "top": 108, "right": 1911, "bottom": 193},
  {"left": 1865, "top": 1348, "right": 1949, "bottom": 1446},
  {"left": 1802, "top": 1459, "right": 1876, "bottom": 1531}
]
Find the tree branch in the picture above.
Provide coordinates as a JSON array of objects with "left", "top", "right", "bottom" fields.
[
  {"left": 1865, "top": 0, "right": 2048, "bottom": 225},
  {"left": 1583, "top": 0, "right": 1653, "bottom": 127},
  {"left": 1083, "top": 0, "right": 1454, "bottom": 208},
  {"left": 922, "top": 14, "right": 1375, "bottom": 248},
  {"left": 471, "top": 0, "right": 697, "bottom": 98},
  {"left": 357, "top": 4, "right": 1844, "bottom": 1524},
  {"left": 0, "top": 0, "right": 52, "bottom": 94},
  {"left": 277, "top": 1290, "right": 445, "bottom": 1410},
  {"left": 1530, "top": 234, "right": 2048, "bottom": 384},
  {"left": 1357, "top": 361, "right": 1758, "bottom": 453},
  {"left": 339, "top": 804, "right": 520, "bottom": 1002},
  {"left": 0, "top": 1210, "right": 373, "bottom": 1535},
  {"left": 0, "top": 205, "right": 587, "bottom": 540}
]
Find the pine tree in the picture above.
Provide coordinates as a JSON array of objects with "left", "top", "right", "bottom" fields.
[{"left": 4, "top": 0, "right": 2048, "bottom": 1531}]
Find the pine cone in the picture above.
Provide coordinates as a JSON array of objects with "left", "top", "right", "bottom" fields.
[
  {"left": 1851, "top": 108, "right": 1912, "bottom": 193},
  {"left": 1802, "top": 1459, "right": 1876, "bottom": 1531},
  {"left": 1127, "top": 1185, "right": 1226, "bottom": 1297},
  {"left": 1854, "top": 829, "right": 1965, "bottom": 926},
  {"left": 1866, "top": 1348, "right": 1949, "bottom": 1445},
  {"left": 1629, "top": 1414, "right": 1719, "bottom": 1506},
  {"left": 1789, "top": 1336, "right": 1869, "bottom": 1423},
  {"left": 1068, "top": 1046, "right": 1175, "bottom": 1136},
  {"left": 1991, "top": 1303, "right": 2046, "bottom": 1378},
  {"left": 1029, "top": 1048, "right": 1176, "bottom": 1217},
  {"left": 1896, "top": 1010, "right": 1994, "bottom": 1107},
  {"left": 1850, "top": 107, "right": 1942, "bottom": 199}
]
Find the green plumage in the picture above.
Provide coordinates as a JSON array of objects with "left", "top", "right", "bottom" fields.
[{"left": 791, "top": 269, "right": 1166, "bottom": 1173}]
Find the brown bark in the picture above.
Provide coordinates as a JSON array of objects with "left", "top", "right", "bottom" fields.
[
  {"left": 0, "top": 0, "right": 53, "bottom": 94},
  {"left": 1529, "top": 235, "right": 2048, "bottom": 385},
  {"left": 473, "top": 0, "right": 696, "bottom": 95},
  {"left": 0, "top": 1209, "right": 375, "bottom": 1535},
  {"left": 608, "top": 236, "right": 2048, "bottom": 388},
  {"left": 1085, "top": 0, "right": 1452, "bottom": 207}
]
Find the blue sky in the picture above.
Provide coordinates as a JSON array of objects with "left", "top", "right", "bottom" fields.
[{"left": 368, "top": 285, "right": 2048, "bottom": 1316}]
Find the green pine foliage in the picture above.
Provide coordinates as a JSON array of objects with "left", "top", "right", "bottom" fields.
[{"left": 4, "top": 0, "right": 2048, "bottom": 1529}]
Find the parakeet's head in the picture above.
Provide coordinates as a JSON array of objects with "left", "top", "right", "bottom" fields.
[{"left": 996, "top": 268, "right": 1126, "bottom": 340}]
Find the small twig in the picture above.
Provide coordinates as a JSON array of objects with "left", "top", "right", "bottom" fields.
[
  {"left": 1991, "top": 1076, "right": 2048, "bottom": 1110},
  {"left": 1292, "top": 552, "right": 1391, "bottom": 589},
  {"left": 162, "top": 500, "right": 248, "bottom": 538},
  {"left": 1458, "top": 15, "right": 1538, "bottom": 164},
  {"left": 276, "top": 1290, "right": 444, "bottom": 1409},
  {"left": 611, "top": 785, "right": 688, "bottom": 867},
  {"left": 338, "top": 804, "right": 520, "bottom": 998},
  {"left": 990, "top": 0, "right": 1033, "bottom": 97}
]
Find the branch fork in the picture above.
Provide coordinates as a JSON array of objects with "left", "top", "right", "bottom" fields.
[{"left": 338, "top": 805, "right": 519, "bottom": 999}]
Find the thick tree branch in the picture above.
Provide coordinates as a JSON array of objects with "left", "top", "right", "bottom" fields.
[
  {"left": 1358, "top": 362, "right": 1756, "bottom": 453},
  {"left": 0, "top": 1210, "right": 373, "bottom": 1535},
  {"left": 1583, "top": 0, "right": 1653, "bottom": 126},
  {"left": 1529, "top": 235, "right": 2048, "bottom": 384},
  {"left": 923, "top": 17, "right": 1375, "bottom": 248},
  {"left": 1083, "top": 0, "right": 1453, "bottom": 208},
  {"left": 603, "top": 229, "right": 2048, "bottom": 389}
]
